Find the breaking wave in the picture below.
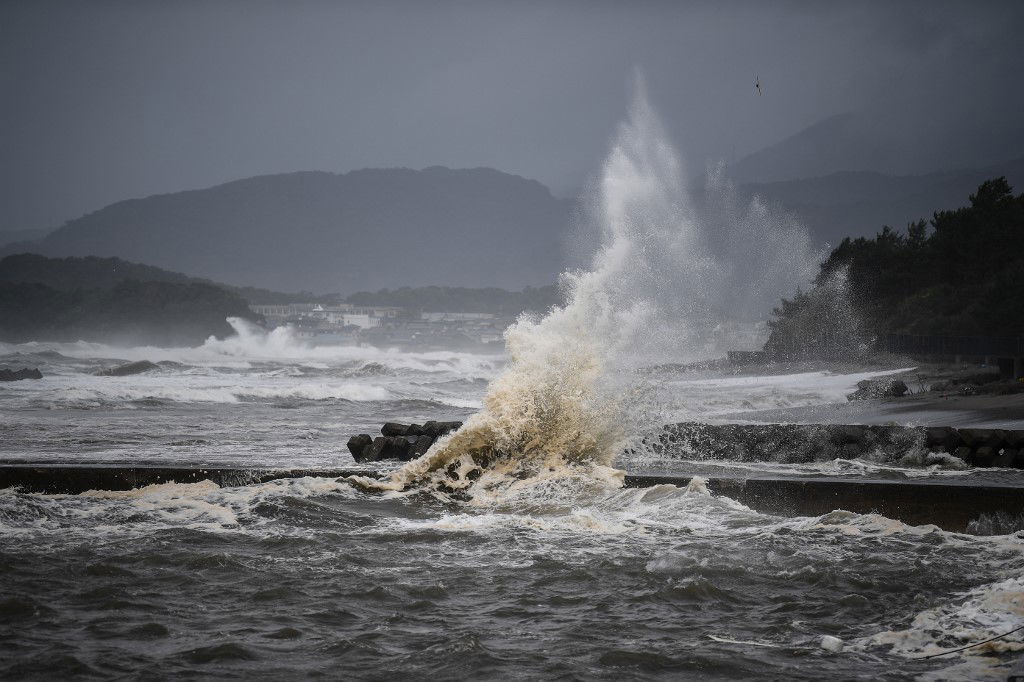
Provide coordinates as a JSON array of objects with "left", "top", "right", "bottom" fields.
[
  {"left": 0, "top": 318, "right": 501, "bottom": 377},
  {"left": 353, "top": 75, "right": 821, "bottom": 496}
]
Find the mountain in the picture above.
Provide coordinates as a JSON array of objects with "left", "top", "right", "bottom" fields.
[
  {"left": 736, "top": 157, "right": 1024, "bottom": 246},
  {"left": 729, "top": 113, "right": 1024, "bottom": 185},
  {"left": 4, "top": 167, "right": 573, "bottom": 293}
]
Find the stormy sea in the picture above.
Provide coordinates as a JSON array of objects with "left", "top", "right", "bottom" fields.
[{"left": 3, "top": 85, "right": 1022, "bottom": 681}]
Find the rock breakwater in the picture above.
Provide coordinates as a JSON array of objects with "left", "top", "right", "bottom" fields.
[
  {"left": 645, "top": 422, "right": 1024, "bottom": 468},
  {"left": 347, "top": 421, "right": 463, "bottom": 462},
  {"left": 345, "top": 421, "right": 1024, "bottom": 469}
]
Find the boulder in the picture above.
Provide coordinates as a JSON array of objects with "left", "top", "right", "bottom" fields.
[
  {"left": 406, "top": 423, "right": 424, "bottom": 437},
  {"left": 839, "top": 444, "right": 862, "bottom": 459},
  {"left": 363, "top": 437, "right": 389, "bottom": 462},
  {"left": 1005, "top": 430, "right": 1024, "bottom": 448},
  {"left": 346, "top": 434, "right": 373, "bottom": 462},
  {"left": 382, "top": 436, "right": 411, "bottom": 460},
  {"left": 994, "top": 448, "right": 1017, "bottom": 468},
  {"left": 846, "top": 377, "right": 908, "bottom": 401},
  {"left": 972, "top": 446, "right": 996, "bottom": 467},
  {"left": 953, "top": 446, "right": 973, "bottom": 463},
  {"left": 381, "top": 422, "right": 409, "bottom": 437},
  {"left": 96, "top": 360, "right": 159, "bottom": 377},
  {"left": 0, "top": 367, "right": 43, "bottom": 381},
  {"left": 830, "top": 425, "right": 867, "bottom": 445},
  {"left": 960, "top": 429, "right": 1002, "bottom": 448},
  {"left": 411, "top": 435, "right": 433, "bottom": 458},
  {"left": 925, "top": 427, "right": 958, "bottom": 450},
  {"left": 422, "top": 421, "right": 463, "bottom": 438}
]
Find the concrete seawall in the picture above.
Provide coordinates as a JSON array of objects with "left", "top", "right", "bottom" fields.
[{"left": 3, "top": 465, "right": 1022, "bottom": 533}]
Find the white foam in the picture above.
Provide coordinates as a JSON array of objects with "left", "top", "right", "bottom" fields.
[
  {"left": 2, "top": 373, "right": 392, "bottom": 405},
  {"left": 854, "top": 575, "right": 1024, "bottom": 681},
  {"left": 0, "top": 318, "right": 502, "bottom": 376}
]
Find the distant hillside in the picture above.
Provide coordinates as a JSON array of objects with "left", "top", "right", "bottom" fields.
[
  {"left": 736, "top": 157, "right": 1024, "bottom": 246},
  {"left": 0, "top": 280, "right": 259, "bottom": 346},
  {"left": 730, "top": 113, "right": 1024, "bottom": 184},
  {"left": 4, "top": 167, "right": 572, "bottom": 293},
  {"left": 0, "top": 253, "right": 336, "bottom": 305},
  {"left": 0, "top": 253, "right": 198, "bottom": 289}
]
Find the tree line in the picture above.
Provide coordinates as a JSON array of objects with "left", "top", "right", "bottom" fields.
[{"left": 765, "top": 178, "right": 1024, "bottom": 359}]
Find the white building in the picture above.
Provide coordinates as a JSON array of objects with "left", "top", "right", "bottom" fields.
[{"left": 340, "top": 313, "right": 378, "bottom": 329}]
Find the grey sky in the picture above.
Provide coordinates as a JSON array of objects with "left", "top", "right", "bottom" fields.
[{"left": 2, "top": 0, "right": 1023, "bottom": 231}]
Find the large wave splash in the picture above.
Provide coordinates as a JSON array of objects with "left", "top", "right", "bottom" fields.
[{"left": 353, "top": 76, "right": 821, "bottom": 497}]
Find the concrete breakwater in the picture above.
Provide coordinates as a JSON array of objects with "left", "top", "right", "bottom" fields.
[
  {"left": 645, "top": 422, "right": 1024, "bottom": 469},
  {"left": 2, "top": 465, "right": 1022, "bottom": 532}
]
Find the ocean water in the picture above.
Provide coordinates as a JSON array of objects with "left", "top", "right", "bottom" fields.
[{"left": 2, "top": 337, "right": 1024, "bottom": 680}]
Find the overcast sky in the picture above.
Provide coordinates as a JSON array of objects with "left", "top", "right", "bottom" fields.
[{"left": 3, "top": 0, "right": 1023, "bottom": 231}]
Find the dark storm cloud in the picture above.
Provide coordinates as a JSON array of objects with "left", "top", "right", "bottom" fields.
[{"left": 2, "top": 0, "right": 1022, "bottom": 230}]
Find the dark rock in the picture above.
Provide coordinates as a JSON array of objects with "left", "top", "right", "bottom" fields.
[
  {"left": 839, "top": 444, "right": 862, "bottom": 459},
  {"left": 439, "top": 421, "right": 463, "bottom": 435},
  {"left": 382, "top": 436, "right": 411, "bottom": 461},
  {"left": 406, "top": 423, "right": 424, "bottom": 437},
  {"left": 0, "top": 367, "right": 43, "bottom": 381},
  {"left": 381, "top": 422, "right": 409, "bottom": 437},
  {"left": 96, "top": 360, "right": 159, "bottom": 377},
  {"left": 346, "top": 434, "right": 373, "bottom": 462},
  {"left": 973, "top": 446, "right": 996, "bottom": 467},
  {"left": 994, "top": 448, "right": 1017, "bottom": 468},
  {"left": 363, "top": 437, "right": 389, "bottom": 462},
  {"left": 953, "top": 446, "right": 973, "bottom": 463},
  {"left": 925, "top": 427, "right": 958, "bottom": 449},
  {"left": 889, "top": 380, "right": 908, "bottom": 397},
  {"left": 960, "top": 429, "right": 1001, "bottom": 448},
  {"left": 832, "top": 425, "right": 867, "bottom": 445},
  {"left": 1005, "top": 430, "right": 1024, "bottom": 448},
  {"left": 422, "top": 421, "right": 463, "bottom": 438},
  {"left": 411, "top": 435, "right": 433, "bottom": 458},
  {"left": 846, "top": 377, "right": 909, "bottom": 401}
]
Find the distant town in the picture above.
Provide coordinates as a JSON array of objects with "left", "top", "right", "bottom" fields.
[{"left": 249, "top": 302, "right": 515, "bottom": 350}]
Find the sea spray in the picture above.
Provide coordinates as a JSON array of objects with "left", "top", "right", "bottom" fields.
[{"left": 353, "top": 75, "right": 823, "bottom": 495}]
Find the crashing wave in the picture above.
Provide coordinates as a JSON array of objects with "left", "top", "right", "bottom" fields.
[{"left": 351, "top": 75, "right": 820, "bottom": 498}]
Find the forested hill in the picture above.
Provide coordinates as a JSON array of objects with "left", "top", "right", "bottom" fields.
[
  {"left": 765, "top": 177, "right": 1024, "bottom": 357},
  {"left": 0, "top": 254, "right": 261, "bottom": 345},
  {"left": 2, "top": 167, "right": 573, "bottom": 293}
]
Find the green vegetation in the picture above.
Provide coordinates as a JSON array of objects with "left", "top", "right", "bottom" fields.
[
  {"left": 345, "top": 285, "right": 562, "bottom": 315},
  {"left": 766, "top": 178, "right": 1024, "bottom": 356},
  {"left": 0, "top": 279, "right": 259, "bottom": 345}
]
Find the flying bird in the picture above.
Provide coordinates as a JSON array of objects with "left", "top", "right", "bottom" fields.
[{"left": 755, "top": 76, "right": 762, "bottom": 96}]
